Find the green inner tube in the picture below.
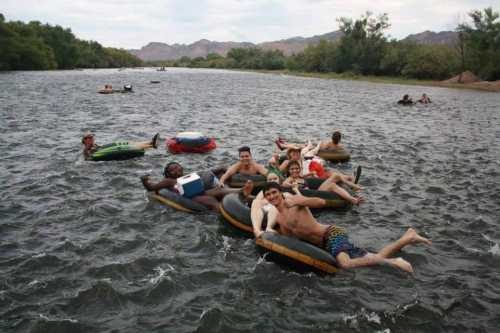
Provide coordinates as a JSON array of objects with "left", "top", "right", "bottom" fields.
[
  {"left": 90, "top": 142, "right": 145, "bottom": 161},
  {"left": 256, "top": 231, "right": 338, "bottom": 273},
  {"left": 317, "top": 148, "right": 351, "bottom": 162}
]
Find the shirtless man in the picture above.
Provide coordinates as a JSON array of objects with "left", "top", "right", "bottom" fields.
[
  {"left": 219, "top": 146, "right": 268, "bottom": 187},
  {"left": 141, "top": 161, "right": 252, "bottom": 212},
  {"left": 260, "top": 182, "right": 431, "bottom": 272},
  {"left": 320, "top": 131, "right": 344, "bottom": 150}
]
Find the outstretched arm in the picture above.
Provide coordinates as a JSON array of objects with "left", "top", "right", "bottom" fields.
[
  {"left": 256, "top": 163, "right": 269, "bottom": 176},
  {"left": 219, "top": 162, "right": 241, "bottom": 186},
  {"left": 286, "top": 193, "right": 326, "bottom": 208},
  {"left": 141, "top": 175, "right": 176, "bottom": 193}
]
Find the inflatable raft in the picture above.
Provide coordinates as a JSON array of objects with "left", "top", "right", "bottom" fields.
[
  {"left": 317, "top": 148, "right": 351, "bottom": 163},
  {"left": 147, "top": 170, "right": 219, "bottom": 212},
  {"left": 149, "top": 189, "right": 208, "bottom": 213},
  {"left": 256, "top": 232, "right": 338, "bottom": 273},
  {"left": 90, "top": 142, "right": 145, "bottom": 161},
  {"left": 167, "top": 132, "right": 216, "bottom": 154}
]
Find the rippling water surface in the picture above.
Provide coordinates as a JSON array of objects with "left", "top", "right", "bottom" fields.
[{"left": 1, "top": 68, "right": 500, "bottom": 332}]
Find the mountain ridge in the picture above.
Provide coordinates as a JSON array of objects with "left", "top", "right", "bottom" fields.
[{"left": 129, "top": 30, "right": 457, "bottom": 61}]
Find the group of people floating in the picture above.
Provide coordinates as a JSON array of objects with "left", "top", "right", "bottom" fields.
[
  {"left": 398, "top": 93, "right": 431, "bottom": 105},
  {"left": 82, "top": 131, "right": 431, "bottom": 273}
]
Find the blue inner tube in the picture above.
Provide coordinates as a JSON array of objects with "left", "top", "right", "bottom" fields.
[
  {"left": 175, "top": 136, "right": 211, "bottom": 147},
  {"left": 256, "top": 232, "right": 338, "bottom": 273},
  {"left": 90, "top": 142, "right": 145, "bottom": 161}
]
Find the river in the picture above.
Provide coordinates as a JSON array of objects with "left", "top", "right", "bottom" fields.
[{"left": 1, "top": 68, "right": 499, "bottom": 332}]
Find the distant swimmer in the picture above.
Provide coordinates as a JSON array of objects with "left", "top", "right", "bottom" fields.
[
  {"left": 397, "top": 94, "right": 414, "bottom": 105},
  {"left": 418, "top": 93, "right": 431, "bottom": 104},
  {"left": 320, "top": 131, "right": 344, "bottom": 150}
]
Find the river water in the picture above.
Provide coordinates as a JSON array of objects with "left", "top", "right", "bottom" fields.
[{"left": 1, "top": 68, "right": 499, "bottom": 332}]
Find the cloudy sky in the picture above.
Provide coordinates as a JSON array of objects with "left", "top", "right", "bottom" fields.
[{"left": 2, "top": 0, "right": 497, "bottom": 49}]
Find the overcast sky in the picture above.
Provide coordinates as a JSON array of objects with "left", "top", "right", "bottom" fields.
[{"left": 2, "top": 0, "right": 497, "bottom": 49}]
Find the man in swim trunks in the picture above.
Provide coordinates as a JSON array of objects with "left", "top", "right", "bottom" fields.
[
  {"left": 219, "top": 146, "right": 268, "bottom": 187},
  {"left": 141, "top": 161, "right": 253, "bottom": 213},
  {"left": 320, "top": 131, "right": 344, "bottom": 150},
  {"left": 82, "top": 131, "right": 159, "bottom": 160},
  {"left": 259, "top": 182, "right": 431, "bottom": 272}
]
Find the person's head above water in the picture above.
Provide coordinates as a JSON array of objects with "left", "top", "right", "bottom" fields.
[
  {"left": 263, "top": 181, "right": 284, "bottom": 205},
  {"left": 238, "top": 146, "right": 252, "bottom": 165},
  {"left": 266, "top": 172, "right": 281, "bottom": 184},
  {"left": 331, "top": 131, "right": 342, "bottom": 144},
  {"left": 163, "top": 161, "right": 183, "bottom": 178},
  {"left": 82, "top": 132, "right": 95, "bottom": 145},
  {"left": 286, "top": 147, "right": 301, "bottom": 160},
  {"left": 287, "top": 160, "right": 302, "bottom": 177}
]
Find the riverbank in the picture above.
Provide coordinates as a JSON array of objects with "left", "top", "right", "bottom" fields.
[{"left": 243, "top": 69, "right": 500, "bottom": 92}]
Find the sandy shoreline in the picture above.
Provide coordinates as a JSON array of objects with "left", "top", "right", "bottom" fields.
[{"left": 245, "top": 69, "right": 500, "bottom": 93}]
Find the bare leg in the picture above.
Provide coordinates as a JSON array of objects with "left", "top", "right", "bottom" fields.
[
  {"left": 251, "top": 196, "right": 267, "bottom": 237},
  {"left": 131, "top": 133, "right": 159, "bottom": 150},
  {"left": 377, "top": 228, "right": 431, "bottom": 258},
  {"left": 339, "top": 175, "right": 362, "bottom": 192},
  {"left": 320, "top": 181, "right": 363, "bottom": 205},
  {"left": 192, "top": 195, "right": 221, "bottom": 212},
  {"left": 336, "top": 253, "right": 413, "bottom": 273},
  {"left": 205, "top": 180, "right": 254, "bottom": 199}
]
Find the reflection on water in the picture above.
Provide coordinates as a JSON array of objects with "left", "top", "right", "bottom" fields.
[{"left": 1, "top": 68, "right": 500, "bottom": 332}]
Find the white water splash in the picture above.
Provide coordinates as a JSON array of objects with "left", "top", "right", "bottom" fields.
[
  {"left": 482, "top": 234, "right": 500, "bottom": 255},
  {"left": 149, "top": 264, "right": 175, "bottom": 284},
  {"left": 38, "top": 314, "right": 78, "bottom": 323},
  {"left": 343, "top": 307, "right": 383, "bottom": 329},
  {"left": 32, "top": 252, "right": 46, "bottom": 258}
]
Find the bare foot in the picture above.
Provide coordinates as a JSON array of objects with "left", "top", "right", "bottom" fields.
[
  {"left": 242, "top": 180, "right": 254, "bottom": 197},
  {"left": 402, "top": 228, "right": 432, "bottom": 246},
  {"left": 352, "top": 184, "right": 363, "bottom": 192},
  {"left": 351, "top": 196, "right": 364, "bottom": 205},
  {"left": 388, "top": 257, "right": 414, "bottom": 273}
]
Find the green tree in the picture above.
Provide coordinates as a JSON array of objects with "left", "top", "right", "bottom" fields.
[
  {"left": 457, "top": 7, "right": 500, "bottom": 80},
  {"left": 402, "top": 45, "right": 459, "bottom": 79},
  {"left": 336, "top": 12, "right": 390, "bottom": 74}
]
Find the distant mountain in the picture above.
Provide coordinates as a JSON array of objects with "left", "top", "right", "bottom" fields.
[
  {"left": 403, "top": 30, "right": 458, "bottom": 46},
  {"left": 129, "top": 30, "right": 458, "bottom": 61},
  {"left": 128, "top": 31, "right": 343, "bottom": 61}
]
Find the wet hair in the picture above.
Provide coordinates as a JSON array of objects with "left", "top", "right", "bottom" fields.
[
  {"left": 266, "top": 172, "right": 281, "bottom": 183},
  {"left": 286, "top": 147, "right": 301, "bottom": 160},
  {"left": 163, "top": 161, "right": 181, "bottom": 177},
  {"left": 403, "top": 94, "right": 409, "bottom": 100},
  {"left": 238, "top": 146, "right": 251, "bottom": 154},
  {"left": 81, "top": 132, "right": 94, "bottom": 144},
  {"left": 263, "top": 181, "right": 282, "bottom": 194},
  {"left": 287, "top": 160, "right": 301, "bottom": 173},
  {"left": 332, "top": 131, "right": 341, "bottom": 144}
]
